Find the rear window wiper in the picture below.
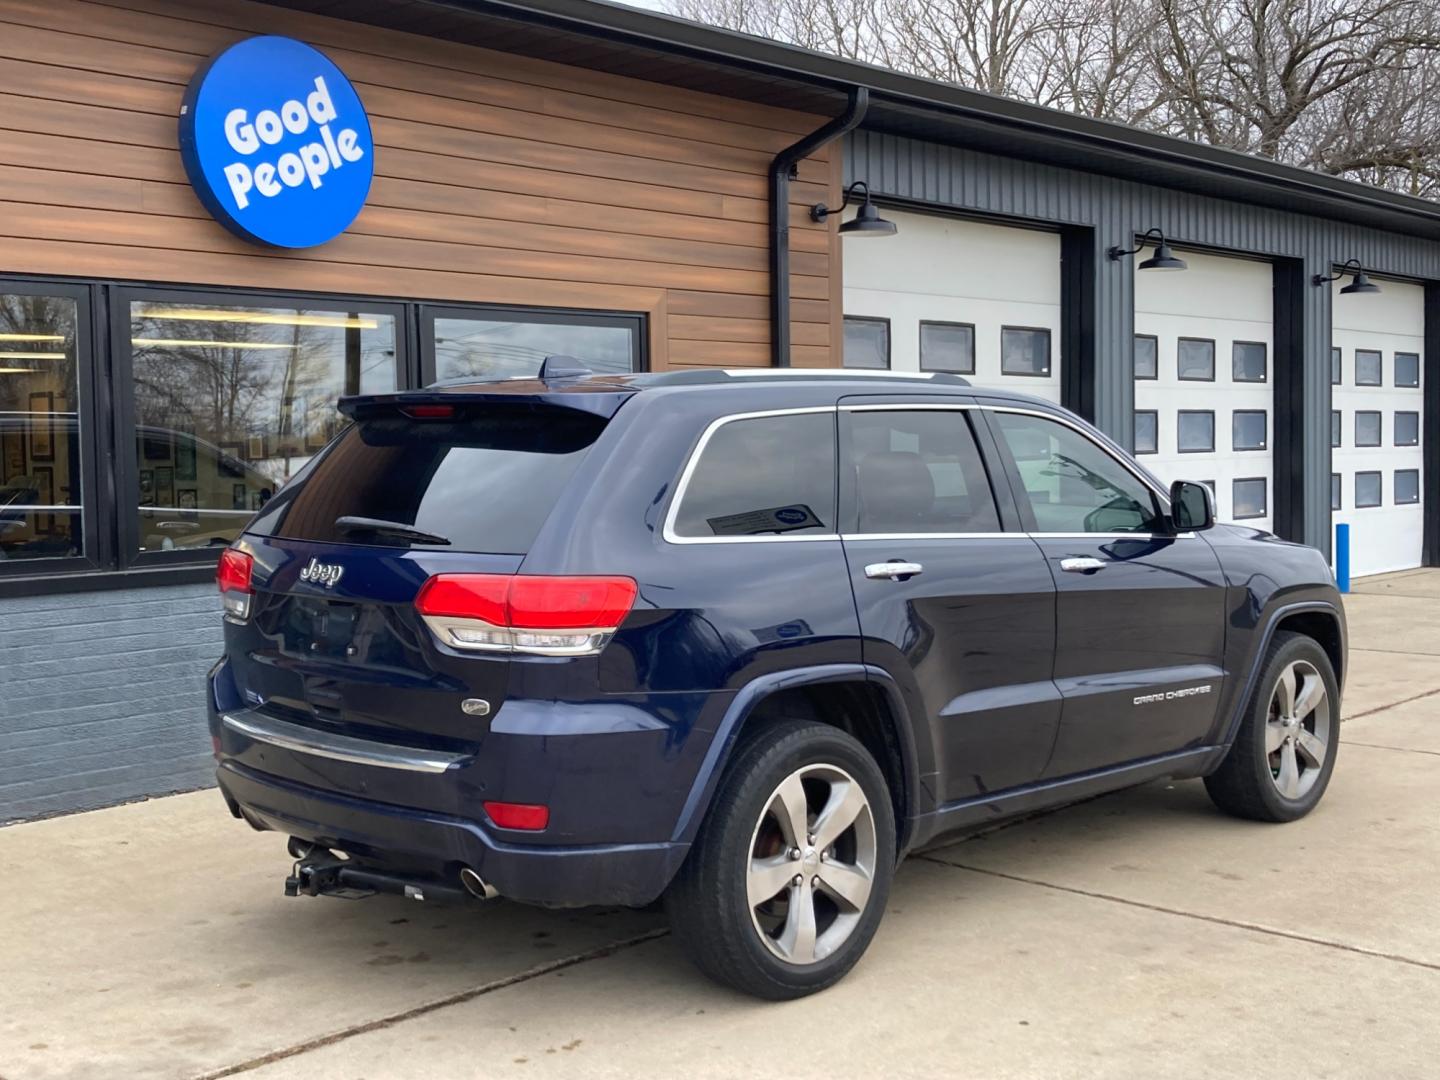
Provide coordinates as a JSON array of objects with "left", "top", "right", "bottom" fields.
[{"left": 334, "top": 516, "right": 452, "bottom": 546}]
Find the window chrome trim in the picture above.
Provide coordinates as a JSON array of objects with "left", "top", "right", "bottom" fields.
[
  {"left": 221, "top": 710, "right": 467, "bottom": 774},
  {"left": 662, "top": 406, "right": 840, "bottom": 545}
]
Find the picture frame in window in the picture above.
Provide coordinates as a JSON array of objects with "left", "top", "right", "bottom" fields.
[
  {"left": 1133, "top": 334, "right": 1159, "bottom": 380},
  {"left": 1000, "top": 326, "right": 1051, "bottom": 377},
  {"left": 177, "top": 488, "right": 198, "bottom": 510},
  {"left": 33, "top": 464, "right": 53, "bottom": 505},
  {"left": 1355, "top": 349, "right": 1382, "bottom": 386},
  {"left": 141, "top": 429, "right": 172, "bottom": 463},
  {"left": 26, "top": 391, "right": 55, "bottom": 462},
  {"left": 919, "top": 321, "right": 976, "bottom": 374},
  {"left": 138, "top": 469, "right": 155, "bottom": 506},
  {"left": 247, "top": 434, "right": 265, "bottom": 460},
  {"left": 174, "top": 435, "right": 196, "bottom": 482},
  {"left": 1177, "top": 410, "right": 1215, "bottom": 453},
  {"left": 232, "top": 483, "right": 248, "bottom": 511},
  {"left": 2, "top": 430, "right": 26, "bottom": 478},
  {"left": 1232, "top": 341, "right": 1267, "bottom": 383},
  {"left": 218, "top": 443, "right": 246, "bottom": 478},
  {"left": 154, "top": 466, "right": 174, "bottom": 508},
  {"left": 1177, "top": 338, "right": 1216, "bottom": 382}
]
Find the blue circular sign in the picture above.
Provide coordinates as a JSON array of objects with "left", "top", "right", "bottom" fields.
[{"left": 179, "top": 36, "right": 374, "bottom": 249}]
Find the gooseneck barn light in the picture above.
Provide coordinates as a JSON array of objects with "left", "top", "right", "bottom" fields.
[
  {"left": 1108, "top": 228, "right": 1187, "bottom": 271},
  {"left": 1313, "top": 259, "right": 1381, "bottom": 295},
  {"left": 811, "top": 181, "right": 898, "bottom": 236}
]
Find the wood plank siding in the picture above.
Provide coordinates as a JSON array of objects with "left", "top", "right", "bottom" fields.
[{"left": 0, "top": 0, "right": 843, "bottom": 368}]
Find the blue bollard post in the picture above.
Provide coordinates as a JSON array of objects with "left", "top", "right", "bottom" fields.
[{"left": 1335, "top": 523, "right": 1351, "bottom": 594}]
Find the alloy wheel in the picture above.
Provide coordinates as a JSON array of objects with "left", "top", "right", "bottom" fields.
[
  {"left": 1266, "top": 659, "right": 1332, "bottom": 800},
  {"left": 745, "top": 764, "right": 878, "bottom": 966}
]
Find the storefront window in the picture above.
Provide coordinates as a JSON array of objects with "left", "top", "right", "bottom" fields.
[
  {"left": 128, "top": 300, "right": 397, "bottom": 554},
  {"left": 0, "top": 293, "right": 82, "bottom": 562},
  {"left": 432, "top": 312, "right": 636, "bottom": 381}
]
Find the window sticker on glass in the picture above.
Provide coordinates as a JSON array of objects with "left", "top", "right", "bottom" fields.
[{"left": 707, "top": 504, "right": 824, "bottom": 536}]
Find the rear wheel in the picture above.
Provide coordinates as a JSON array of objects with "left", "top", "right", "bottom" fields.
[
  {"left": 1205, "top": 631, "right": 1339, "bottom": 822},
  {"left": 666, "top": 720, "right": 896, "bottom": 999}
]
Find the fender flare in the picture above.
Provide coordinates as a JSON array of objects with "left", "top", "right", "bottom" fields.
[
  {"left": 668, "top": 663, "right": 920, "bottom": 849},
  {"left": 1209, "top": 599, "right": 1347, "bottom": 767}
]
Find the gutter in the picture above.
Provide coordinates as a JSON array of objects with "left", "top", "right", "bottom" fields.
[{"left": 769, "top": 87, "right": 868, "bottom": 367}]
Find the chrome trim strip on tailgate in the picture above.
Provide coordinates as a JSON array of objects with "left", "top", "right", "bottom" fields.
[{"left": 221, "top": 710, "right": 465, "bottom": 774}]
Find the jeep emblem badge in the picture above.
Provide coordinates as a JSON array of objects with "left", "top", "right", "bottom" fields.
[{"left": 298, "top": 557, "right": 344, "bottom": 589}]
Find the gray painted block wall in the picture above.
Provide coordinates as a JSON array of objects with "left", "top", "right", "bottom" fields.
[{"left": 0, "top": 583, "right": 223, "bottom": 823}]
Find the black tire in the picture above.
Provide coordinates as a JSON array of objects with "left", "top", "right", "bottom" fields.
[
  {"left": 665, "top": 719, "right": 896, "bottom": 1000},
  {"left": 1205, "top": 631, "right": 1341, "bottom": 822}
]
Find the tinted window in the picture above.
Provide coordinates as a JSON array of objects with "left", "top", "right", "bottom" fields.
[
  {"left": 1330, "top": 347, "right": 1341, "bottom": 386},
  {"left": 1134, "top": 335, "right": 1158, "bottom": 380},
  {"left": 0, "top": 292, "right": 82, "bottom": 562},
  {"left": 845, "top": 410, "right": 999, "bottom": 534},
  {"left": 1395, "top": 469, "right": 1420, "bottom": 505},
  {"left": 1233, "top": 478, "right": 1267, "bottom": 519},
  {"left": 1178, "top": 411, "right": 1214, "bottom": 453},
  {"left": 1233, "top": 342, "right": 1267, "bottom": 382},
  {"left": 919, "top": 322, "right": 975, "bottom": 374},
  {"left": 1355, "top": 471, "right": 1382, "bottom": 508},
  {"left": 1330, "top": 473, "right": 1341, "bottom": 511},
  {"left": 843, "top": 318, "right": 889, "bottom": 369},
  {"left": 250, "top": 405, "right": 606, "bottom": 554},
  {"left": 1396, "top": 412, "right": 1420, "bottom": 446},
  {"left": 1331, "top": 411, "right": 1342, "bottom": 448},
  {"left": 1178, "top": 338, "right": 1215, "bottom": 380},
  {"left": 1000, "top": 327, "right": 1050, "bottom": 376},
  {"left": 1134, "top": 411, "right": 1158, "bottom": 454},
  {"left": 1395, "top": 353, "right": 1420, "bottom": 388},
  {"left": 129, "top": 300, "right": 397, "bottom": 554},
  {"left": 1233, "top": 410, "right": 1268, "bottom": 451},
  {"left": 1356, "top": 411, "right": 1382, "bottom": 447},
  {"left": 672, "top": 411, "right": 835, "bottom": 538},
  {"left": 992, "top": 411, "right": 1161, "bottom": 534},
  {"left": 1355, "top": 350, "right": 1382, "bottom": 386}
]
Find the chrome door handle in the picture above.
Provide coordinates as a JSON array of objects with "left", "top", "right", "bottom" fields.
[
  {"left": 1059, "top": 557, "right": 1107, "bottom": 573},
  {"left": 864, "top": 561, "right": 924, "bottom": 580}
]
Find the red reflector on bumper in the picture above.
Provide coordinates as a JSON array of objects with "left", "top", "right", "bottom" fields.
[{"left": 483, "top": 801, "right": 550, "bottom": 831}]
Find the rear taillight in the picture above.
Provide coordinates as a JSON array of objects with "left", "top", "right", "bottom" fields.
[
  {"left": 217, "top": 548, "right": 254, "bottom": 623},
  {"left": 414, "top": 574, "right": 637, "bottom": 656}
]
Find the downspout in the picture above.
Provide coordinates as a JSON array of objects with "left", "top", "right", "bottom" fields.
[{"left": 769, "top": 87, "right": 868, "bottom": 367}]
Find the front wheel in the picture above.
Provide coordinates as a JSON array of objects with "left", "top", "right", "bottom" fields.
[
  {"left": 1205, "top": 630, "right": 1340, "bottom": 822},
  {"left": 666, "top": 720, "right": 896, "bottom": 999}
]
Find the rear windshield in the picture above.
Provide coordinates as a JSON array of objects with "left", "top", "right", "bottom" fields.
[{"left": 246, "top": 404, "right": 605, "bottom": 553}]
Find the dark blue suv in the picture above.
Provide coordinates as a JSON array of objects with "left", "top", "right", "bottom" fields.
[{"left": 208, "top": 366, "right": 1345, "bottom": 999}]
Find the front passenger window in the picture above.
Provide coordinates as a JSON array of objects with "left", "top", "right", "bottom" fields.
[{"left": 991, "top": 411, "right": 1162, "bottom": 534}]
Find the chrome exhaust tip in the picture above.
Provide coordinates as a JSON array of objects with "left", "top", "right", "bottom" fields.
[{"left": 459, "top": 867, "right": 498, "bottom": 900}]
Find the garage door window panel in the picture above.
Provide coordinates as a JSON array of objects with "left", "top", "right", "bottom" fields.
[
  {"left": 1177, "top": 411, "right": 1215, "bottom": 453},
  {"left": 1331, "top": 474, "right": 1341, "bottom": 511},
  {"left": 1232, "top": 410, "right": 1268, "bottom": 451},
  {"left": 1134, "top": 335, "right": 1158, "bottom": 380},
  {"left": 1134, "top": 411, "right": 1158, "bottom": 455},
  {"left": 844, "top": 317, "right": 890, "bottom": 370},
  {"left": 1331, "top": 347, "right": 1342, "bottom": 386},
  {"left": 1395, "top": 470, "right": 1420, "bottom": 505},
  {"left": 919, "top": 322, "right": 975, "bottom": 374},
  {"left": 1355, "top": 411, "right": 1382, "bottom": 447},
  {"left": 1394, "top": 353, "right": 1420, "bottom": 388},
  {"left": 1355, "top": 350, "right": 1383, "bottom": 386},
  {"left": 1232, "top": 342, "right": 1267, "bottom": 383},
  {"left": 1331, "top": 411, "right": 1342, "bottom": 448},
  {"left": 1178, "top": 338, "right": 1215, "bottom": 381},
  {"left": 1000, "top": 327, "right": 1051, "bottom": 377},
  {"left": 1355, "top": 471, "right": 1382, "bottom": 508},
  {"left": 1395, "top": 412, "right": 1420, "bottom": 446},
  {"left": 991, "top": 411, "right": 1163, "bottom": 534},
  {"left": 1233, "top": 478, "right": 1267, "bottom": 520},
  {"left": 843, "top": 410, "right": 1001, "bottom": 534}
]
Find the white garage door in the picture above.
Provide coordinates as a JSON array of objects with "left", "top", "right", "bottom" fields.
[
  {"left": 1332, "top": 280, "right": 1424, "bottom": 576},
  {"left": 1133, "top": 251, "right": 1274, "bottom": 532},
  {"left": 842, "top": 209, "right": 1061, "bottom": 402}
]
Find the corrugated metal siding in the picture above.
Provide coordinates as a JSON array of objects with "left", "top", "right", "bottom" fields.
[
  {"left": 847, "top": 130, "right": 1440, "bottom": 553},
  {"left": 0, "top": 584, "right": 221, "bottom": 823}
]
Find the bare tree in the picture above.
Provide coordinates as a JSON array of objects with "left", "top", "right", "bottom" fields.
[{"left": 664, "top": 0, "right": 1440, "bottom": 197}]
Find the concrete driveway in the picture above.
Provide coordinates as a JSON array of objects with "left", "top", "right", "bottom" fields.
[{"left": 3, "top": 571, "right": 1438, "bottom": 1080}]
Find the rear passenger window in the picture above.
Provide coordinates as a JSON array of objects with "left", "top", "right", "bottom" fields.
[
  {"left": 843, "top": 410, "right": 1000, "bottom": 534},
  {"left": 671, "top": 412, "right": 836, "bottom": 538}
]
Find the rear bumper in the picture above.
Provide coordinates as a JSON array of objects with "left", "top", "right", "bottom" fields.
[{"left": 216, "top": 761, "right": 688, "bottom": 908}]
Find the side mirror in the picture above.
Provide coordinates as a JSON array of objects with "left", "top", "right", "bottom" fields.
[{"left": 1170, "top": 480, "right": 1215, "bottom": 532}]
